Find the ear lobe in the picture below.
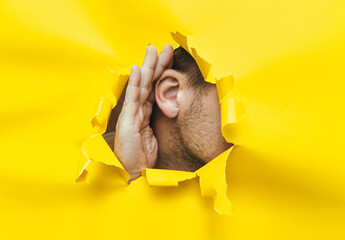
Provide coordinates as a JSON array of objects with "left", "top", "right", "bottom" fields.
[{"left": 155, "top": 71, "right": 181, "bottom": 118}]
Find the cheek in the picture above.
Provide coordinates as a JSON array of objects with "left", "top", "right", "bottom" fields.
[
  {"left": 210, "top": 104, "right": 223, "bottom": 138},
  {"left": 200, "top": 88, "right": 231, "bottom": 163},
  {"left": 204, "top": 87, "right": 222, "bottom": 129}
]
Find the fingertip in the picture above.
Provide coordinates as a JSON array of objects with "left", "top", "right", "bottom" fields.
[
  {"left": 147, "top": 45, "right": 158, "bottom": 55},
  {"left": 164, "top": 44, "right": 174, "bottom": 52},
  {"left": 129, "top": 65, "right": 141, "bottom": 86},
  {"left": 131, "top": 64, "right": 140, "bottom": 71},
  {"left": 163, "top": 44, "right": 174, "bottom": 61}
]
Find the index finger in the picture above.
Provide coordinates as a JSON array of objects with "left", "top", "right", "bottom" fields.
[
  {"left": 152, "top": 44, "right": 174, "bottom": 81},
  {"left": 140, "top": 45, "right": 158, "bottom": 104}
]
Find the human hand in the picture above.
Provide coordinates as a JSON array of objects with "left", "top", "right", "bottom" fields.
[{"left": 114, "top": 44, "right": 174, "bottom": 181}]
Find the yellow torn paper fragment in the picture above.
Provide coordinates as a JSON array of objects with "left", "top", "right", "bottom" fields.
[
  {"left": 76, "top": 67, "right": 129, "bottom": 182},
  {"left": 216, "top": 75, "right": 235, "bottom": 100},
  {"left": 216, "top": 76, "right": 245, "bottom": 142},
  {"left": 79, "top": 134, "right": 130, "bottom": 182},
  {"left": 196, "top": 147, "right": 234, "bottom": 215},
  {"left": 107, "top": 67, "right": 129, "bottom": 104},
  {"left": 91, "top": 97, "right": 113, "bottom": 133},
  {"left": 76, "top": 148, "right": 92, "bottom": 183},
  {"left": 220, "top": 98, "right": 245, "bottom": 142},
  {"left": 91, "top": 68, "right": 129, "bottom": 134},
  {"left": 171, "top": 31, "right": 216, "bottom": 83},
  {"left": 142, "top": 168, "right": 196, "bottom": 187}
]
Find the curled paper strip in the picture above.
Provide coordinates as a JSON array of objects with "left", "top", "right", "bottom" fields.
[
  {"left": 91, "top": 97, "right": 113, "bottom": 133},
  {"left": 76, "top": 32, "right": 245, "bottom": 215},
  {"left": 143, "top": 147, "right": 234, "bottom": 215},
  {"left": 216, "top": 75, "right": 245, "bottom": 142},
  {"left": 171, "top": 31, "right": 216, "bottom": 84},
  {"left": 91, "top": 67, "right": 130, "bottom": 133}
]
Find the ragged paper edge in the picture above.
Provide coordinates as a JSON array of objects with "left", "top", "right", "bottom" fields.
[
  {"left": 171, "top": 31, "right": 216, "bottom": 84},
  {"left": 143, "top": 146, "right": 234, "bottom": 215},
  {"left": 76, "top": 66, "right": 130, "bottom": 183},
  {"left": 172, "top": 31, "right": 246, "bottom": 142},
  {"left": 75, "top": 32, "right": 245, "bottom": 215},
  {"left": 196, "top": 147, "right": 234, "bottom": 215},
  {"left": 142, "top": 168, "right": 196, "bottom": 187}
]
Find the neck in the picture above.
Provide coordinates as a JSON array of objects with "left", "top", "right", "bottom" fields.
[
  {"left": 151, "top": 104, "right": 205, "bottom": 172},
  {"left": 154, "top": 124, "right": 204, "bottom": 172}
]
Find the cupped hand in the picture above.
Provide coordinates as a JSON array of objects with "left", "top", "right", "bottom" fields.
[{"left": 114, "top": 44, "right": 174, "bottom": 181}]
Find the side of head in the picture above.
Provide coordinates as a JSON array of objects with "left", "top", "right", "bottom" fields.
[{"left": 151, "top": 46, "right": 232, "bottom": 171}]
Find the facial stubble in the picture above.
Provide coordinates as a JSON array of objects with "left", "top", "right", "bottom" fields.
[{"left": 155, "top": 91, "right": 222, "bottom": 172}]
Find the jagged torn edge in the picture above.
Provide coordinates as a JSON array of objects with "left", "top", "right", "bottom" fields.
[
  {"left": 171, "top": 31, "right": 245, "bottom": 143},
  {"left": 142, "top": 146, "right": 235, "bottom": 215},
  {"left": 76, "top": 67, "right": 130, "bottom": 184},
  {"left": 76, "top": 31, "right": 245, "bottom": 215}
]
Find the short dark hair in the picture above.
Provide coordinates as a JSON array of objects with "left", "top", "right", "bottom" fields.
[{"left": 172, "top": 46, "right": 209, "bottom": 91}]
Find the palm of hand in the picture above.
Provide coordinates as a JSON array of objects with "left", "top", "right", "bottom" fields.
[{"left": 114, "top": 45, "right": 174, "bottom": 180}]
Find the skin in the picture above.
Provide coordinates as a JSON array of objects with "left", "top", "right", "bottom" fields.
[{"left": 114, "top": 44, "right": 231, "bottom": 181}]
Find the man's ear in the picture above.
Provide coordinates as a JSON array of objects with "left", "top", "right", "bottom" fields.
[{"left": 155, "top": 69, "right": 184, "bottom": 118}]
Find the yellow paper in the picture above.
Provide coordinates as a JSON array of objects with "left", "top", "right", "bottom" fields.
[{"left": 1, "top": 0, "right": 345, "bottom": 239}]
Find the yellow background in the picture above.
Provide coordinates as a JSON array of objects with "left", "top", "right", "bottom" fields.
[{"left": 1, "top": 0, "right": 345, "bottom": 239}]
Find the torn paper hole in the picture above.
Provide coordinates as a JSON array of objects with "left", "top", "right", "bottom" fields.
[{"left": 76, "top": 31, "right": 245, "bottom": 215}]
